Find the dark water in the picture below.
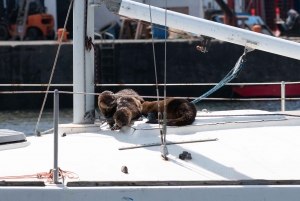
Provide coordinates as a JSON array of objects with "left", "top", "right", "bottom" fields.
[
  {"left": 1, "top": 100, "right": 300, "bottom": 136},
  {"left": 0, "top": 108, "right": 73, "bottom": 136}
]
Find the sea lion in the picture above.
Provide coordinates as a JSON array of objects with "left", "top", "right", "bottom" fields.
[
  {"left": 115, "top": 88, "right": 145, "bottom": 104},
  {"left": 111, "top": 89, "right": 144, "bottom": 130},
  {"left": 112, "top": 95, "right": 144, "bottom": 130},
  {"left": 141, "top": 98, "right": 197, "bottom": 126},
  {"left": 98, "top": 89, "right": 144, "bottom": 129},
  {"left": 98, "top": 90, "right": 117, "bottom": 127}
]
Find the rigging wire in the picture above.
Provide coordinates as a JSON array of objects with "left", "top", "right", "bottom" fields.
[
  {"left": 147, "top": 0, "right": 169, "bottom": 158},
  {"left": 163, "top": 0, "right": 168, "bottom": 143},
  {"left": 160, "top": 0, "right": 169, "bottom": 159},
  {"left": 34, "top": 0, "right": 74, "bottom": 136},
  {"left": 148, "top": 0, "right": 163, "bottom": 143},
  {"left": 191, "top": 47, "right": 252, "bottom": 104}
]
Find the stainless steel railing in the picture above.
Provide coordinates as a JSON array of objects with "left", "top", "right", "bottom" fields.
[{"left": 1, "top": 81, "right": 300, "bottom": 111}]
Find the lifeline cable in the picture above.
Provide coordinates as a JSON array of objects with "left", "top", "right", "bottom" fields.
[{"left": 3, "top": 90, "right": 299, "bottom": 101}]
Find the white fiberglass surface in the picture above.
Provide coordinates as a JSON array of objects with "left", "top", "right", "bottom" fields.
[{"left": 1, "top": 110, "right": 300, "bottom": 183}]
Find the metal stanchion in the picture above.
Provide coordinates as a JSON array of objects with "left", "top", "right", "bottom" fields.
[
  {"left": 53, "top": 89, "right": 59, "bottom": 184},
  {"left": 281, "top": 81, "right": 285, "bottom": 111}
]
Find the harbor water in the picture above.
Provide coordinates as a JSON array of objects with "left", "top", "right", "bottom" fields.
[{"left": 1, "top": 100, "right": 300, "bottom": 136}]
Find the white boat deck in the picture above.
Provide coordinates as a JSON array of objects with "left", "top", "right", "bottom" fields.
[
  {"left": 1, "top": 109, "right": 300, "bottom": 185},
  {"left": 2, "top": 109, "right": 300, "bottom": 200}
]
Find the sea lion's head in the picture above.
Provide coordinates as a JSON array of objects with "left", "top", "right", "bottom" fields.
[
  {"left": 98, "top": 90, "right": 117, "bottom": 118},
  {"left": 113, "top": 108, "right": 132, "bottom": 128}
]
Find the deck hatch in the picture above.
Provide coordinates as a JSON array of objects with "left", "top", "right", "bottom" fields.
[{"left": 0, "top": 129, "right": 27, "bottom": 145}]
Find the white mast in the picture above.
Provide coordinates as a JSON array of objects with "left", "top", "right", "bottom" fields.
[
  {"left": 73, "top": 0, "right": 95, "bottom": 123},
  {"left": 99, "top": 0, "right": 300, "bottom": 61}
]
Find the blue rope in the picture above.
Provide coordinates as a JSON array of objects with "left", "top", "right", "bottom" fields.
[{"left": 191, "top": 54, "right": 246, "bottom": 104}]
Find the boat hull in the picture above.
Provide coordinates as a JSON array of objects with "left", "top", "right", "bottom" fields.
[
  {"left": 2, "top": 185, "right": 300, "bottom": 201},
  {"left": 232, "top": 84, "right": 300, "bottom": 97}
]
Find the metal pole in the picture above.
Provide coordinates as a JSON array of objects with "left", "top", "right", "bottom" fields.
[
  {"left": 73, "top": 0, "right": 95, "bottom": 123},
  {"left": 73, "top": 0, "right": 85, "bottom": 123},
  {"left": 53, "top": 89, "right": 59, "bottom": 184},
  {"left": 281, "top": 81, "right": 285, "bottom": 111},
  {"left": 85, "top": 0, "right": 95, "bottom": 117}
]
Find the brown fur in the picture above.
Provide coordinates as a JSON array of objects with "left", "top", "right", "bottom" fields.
[
  {"left": 141, "top": 98, "right": 197, "bottom": 126},
  {"left": 98, "top": 90, "right": 116, "bottom": 119},
  {"left": 98, "top": 89, "right": 144, "bottom": 129},
  {"left": 115, "top": 89, "right": 144, "bottom": 104},
  {"left": 112, "top": 89, "right": 144, "bottom": 130},
  {"left": 98, "top": 90, "right": 117, "bottom": 127},
  {"left": 112, "top": 96, "right": 143, "bottom": 130}
]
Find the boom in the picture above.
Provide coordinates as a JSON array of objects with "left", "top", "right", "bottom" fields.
[{"left": 97, "top": 0, "right": 300, "bottom": 61}]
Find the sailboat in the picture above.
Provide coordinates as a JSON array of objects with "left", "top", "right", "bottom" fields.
[{"left": 1, "top": 0, "right": 300, "bottom": 200}]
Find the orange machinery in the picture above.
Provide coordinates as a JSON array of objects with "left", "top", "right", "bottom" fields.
[{"left": 0, "top": 0, "right": 54, "bottom": 40}]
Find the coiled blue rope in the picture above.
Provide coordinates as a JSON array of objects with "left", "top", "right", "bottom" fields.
[{"left": 191, "top": 54, "right": 246, "bottom": 104}]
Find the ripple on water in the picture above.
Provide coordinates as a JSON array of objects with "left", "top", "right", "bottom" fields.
[{"left": 0, "top": 108, "right": 73, "bottom": 136}]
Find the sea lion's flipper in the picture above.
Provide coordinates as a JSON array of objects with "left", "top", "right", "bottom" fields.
[
  {"left": 145, "top": 113, "right": 159, "bottom": 124},
  {"left": 111, "top": 124, "right": 121, "bottom": 130},
  {"left": 106, "top": 117, "right": 115, "bottom": 128}
]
